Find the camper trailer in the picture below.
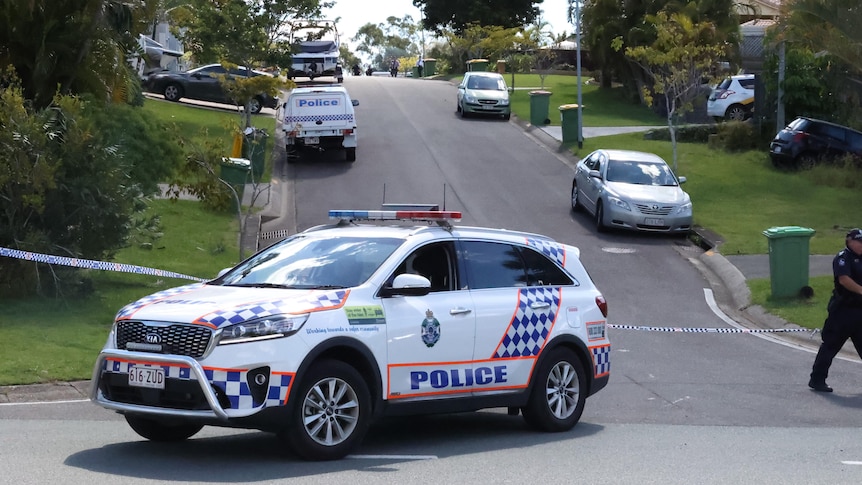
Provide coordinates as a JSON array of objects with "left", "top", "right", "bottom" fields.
[{"left": 287, "top": 20, "right": 340, "bottom": 81}]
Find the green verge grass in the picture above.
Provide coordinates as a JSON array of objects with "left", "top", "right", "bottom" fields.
[
  {"left": 506, "top": 74, "right": 663, "bottom": 127},
  {"left": 0, "top": 99, "right": 272, "bottom": 386}
]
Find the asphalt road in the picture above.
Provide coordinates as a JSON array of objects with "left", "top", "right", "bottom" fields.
[{"left": 2, "top": 76, "right": 861, "bottom": 484}]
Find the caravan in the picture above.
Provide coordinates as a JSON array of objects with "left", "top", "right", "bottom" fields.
[{"left": 286, "top": 20, "right": 341, "bottom": 82}]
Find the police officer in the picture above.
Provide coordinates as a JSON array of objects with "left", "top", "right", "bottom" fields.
[{"left": 809, "top": 228, "right": 862, "bottom": 392}]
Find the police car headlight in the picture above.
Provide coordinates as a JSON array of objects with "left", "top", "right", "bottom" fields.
[{"left": 218, "top": 314, "right": 308, "bottom": 345}]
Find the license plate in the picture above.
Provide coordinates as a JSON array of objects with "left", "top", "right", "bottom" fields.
[
  {"left": 305, "top": 136, "right": 319, "bottom": 145},
  {"left": 644, "top": 218, "right": 664, "bottom": 226},
  {"left": 129, "top": 366, "right": 165, "bottom": 389}
]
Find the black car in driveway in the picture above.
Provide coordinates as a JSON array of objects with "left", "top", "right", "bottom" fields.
[
  {"left": 769, "top": 117, "right": 862, "bottom": 169},
  {"left": 144, "top": 64, "right": 279, "bottom": 114}
]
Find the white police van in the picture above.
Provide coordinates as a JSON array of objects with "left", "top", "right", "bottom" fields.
[
  {"left": 91, "top": 208, "right": 611, "bottom": 460},
  {"left": 282, "top": 85, "right": 358, "bottom": 162}
]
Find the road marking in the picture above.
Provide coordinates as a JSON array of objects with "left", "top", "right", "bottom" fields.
[
  {"left": 0, "top": 399, "right": 89, "bottom": 406},
  {"left": 840, "top": 461, "right": 862, "bottom": 465},
  {"left": 703, "top": 288, "right": 859, "bottom": 364},
  {"left": 348, "top": 454, "right": 438, "bottom": 460},
  {"left": 602, "top": 247, "right": 637, "bottom": 254}
]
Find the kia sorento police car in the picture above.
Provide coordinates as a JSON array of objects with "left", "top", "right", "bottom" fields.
[{"left": 91, "top": 208, "right": 611, "bottom": 460}]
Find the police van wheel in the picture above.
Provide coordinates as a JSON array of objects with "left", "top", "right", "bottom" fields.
[
  {"left": 286, "top": 359, "right": 371, "bottom": 460},
  {"left": 521, "top": 348, "right": 586, "bottom": 432},
  {"left": 346, "top": 147, "right": 356, "bottom": 162},
  {"left": 124, "top": 415, "right": 203, "bottom": 442}
]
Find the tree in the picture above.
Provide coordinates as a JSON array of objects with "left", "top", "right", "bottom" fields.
[
  {"left": 582, "top": 0, "right": 738, "bottom": 103},
  {"left": 0, "top": 0, "right": 144, "bottom": 110},
  {"left": 174, "top": 0, "right": 320, "bottom": 127},
  {"left": 775, "top": 0, "right": 862, "bottom": 75},
  {"left": 416, "top": 0, "right": 541, "bottom": 34},
  {"left": 445, "top": 24, "right": 523, "bottom": 73},
  {"left": 622, "top": 11, "right": 725, "bottom": 171},
  {"left": 0, "top": 70, "right": 179, "bottom": 296}
]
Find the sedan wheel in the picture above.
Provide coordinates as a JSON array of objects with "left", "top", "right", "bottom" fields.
[
  {"left": 163, "top": 84, "right": 182, "bottom": 102},
  {"left": 248, "top": 98, "right": 263, "bottom": 114},
  {"left": 595, "top": 201, "right": 607, "bottom": 232},
  {"left": 570, "top": 183, "right": 581, "bottom": 211}
]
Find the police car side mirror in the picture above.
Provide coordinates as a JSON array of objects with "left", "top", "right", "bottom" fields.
[
  {"left": 352, "top": 99, "right": 359, "bottom": 107},
  {"left": 380, "top": 273, "right": 432, "bottom": 297}
]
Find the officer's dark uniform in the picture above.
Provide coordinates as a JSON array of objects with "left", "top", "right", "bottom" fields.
[{"left": 809, "top": 230, "right": 862, "bottom": 392}]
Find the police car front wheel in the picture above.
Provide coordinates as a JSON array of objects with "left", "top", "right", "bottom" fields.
[
  {"left": 521, "top": 348, "right": 586, "bottom": 432},
  {"left": 285, "top": 359, "right": 372, "bottom": 460}
]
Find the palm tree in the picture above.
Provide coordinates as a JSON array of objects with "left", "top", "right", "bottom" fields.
[{"left": 777, "top": 0, "right": 862, "bottom": 75}]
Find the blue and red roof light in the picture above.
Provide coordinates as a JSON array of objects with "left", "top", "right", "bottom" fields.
[{"left": 329, "top": 210, "right": 462, "bottom": 222}]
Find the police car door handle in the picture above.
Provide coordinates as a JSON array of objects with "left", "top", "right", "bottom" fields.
[
  {"left": 530, "top": 302, "right": 551, "bottom": 310},
  {"left": 449, "top": 307, "right": 472, "bottom": 315}
]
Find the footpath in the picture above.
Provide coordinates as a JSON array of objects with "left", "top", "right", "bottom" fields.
[{"left": 0, "top": 115, "right": 849, "bottom": 405}]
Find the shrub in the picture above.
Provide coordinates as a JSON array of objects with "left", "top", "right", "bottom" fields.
[
  {"left": 715, "top": 121, "right": 758, "bottom": 152},
  {"left": 643, "top": 124, "right": 716, "bottom": 143}
]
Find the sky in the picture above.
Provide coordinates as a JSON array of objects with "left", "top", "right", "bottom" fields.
[{"left": 322, "top": 0, "right": 576, "bottom": 50}]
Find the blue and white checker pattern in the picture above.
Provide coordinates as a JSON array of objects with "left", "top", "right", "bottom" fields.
[
  {"left": 197, "top": 289, "right": 349, "bottom": 327},
  {"left": 266, "top": 373, "right": 293, "bottom": 406},
  {"left": 115, "top": 284, "right": 205, "bottom": 320},
  {"left": 525, "top": 238, "right": 566, "bottom": 266},
  {"left": 590, "top": 344, "right": 611, "bottom": 377},
  {"left": 493, "top": 288, "right": 561, "bottom": 358},
  {"left": 105, "top": 359, "right": 293, "bottom": 410},
  {"left": 284, "top": 114, "right": 354, "bottom": 123}
]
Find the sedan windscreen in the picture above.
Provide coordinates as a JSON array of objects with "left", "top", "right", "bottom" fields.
[{"left": 606, "top": 161, "right": 678, "bottom": 186}]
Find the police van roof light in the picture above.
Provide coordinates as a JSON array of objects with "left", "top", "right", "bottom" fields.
[{"left": 329, "top": 210, "right": 462, "bottom": 222}]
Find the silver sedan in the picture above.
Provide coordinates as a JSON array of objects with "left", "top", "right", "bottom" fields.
[{"left": 571, "top": 149, "right": 692, "bottom": 234}]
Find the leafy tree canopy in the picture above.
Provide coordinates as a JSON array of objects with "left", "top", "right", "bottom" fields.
[{"left": 415, "top": 0, "right": 541, "bottom": 34}]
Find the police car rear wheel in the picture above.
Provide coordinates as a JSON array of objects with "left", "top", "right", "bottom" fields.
[
  {"left": 522, "top": 348, "right": 586, "bottom": 432},
  {"left": 124, "top": 415, "right": 203, "bottom": 442},
  {"left": 286, "top": 359, "right": 371, "bottom": 460}
]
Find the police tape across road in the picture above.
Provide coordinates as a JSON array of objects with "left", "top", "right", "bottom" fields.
[
  {"left": 609, "top": 323, "right": 818, "bottom": 335},
  {"left": 0, "top": 247, "right": 206, "bottom": 282}
]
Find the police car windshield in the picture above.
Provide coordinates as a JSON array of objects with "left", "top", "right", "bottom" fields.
[{"left": 217, "top": 235, "right": 404, "bottom": 288}]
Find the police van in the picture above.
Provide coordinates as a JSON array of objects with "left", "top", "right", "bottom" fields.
[
  {"left": 281, "top": 85, "right": 358, "bottom": 162},
  {"left": 91, "top": 208, "right": 611, "bottom": 460}
]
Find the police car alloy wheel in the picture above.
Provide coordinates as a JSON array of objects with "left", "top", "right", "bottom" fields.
[
  {"left": 521, "top": 348, "right": 586, "bottom": 432},
  {"left": 124, "top": 415, "right": 204, "bottom": 442},
  {"left": 285, "top": 359, "right": 372, "bottom": 461}
]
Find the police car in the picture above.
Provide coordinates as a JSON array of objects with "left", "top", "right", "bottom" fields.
[{"left": 91, "top": 208, "right": 611, "bottom": 460}]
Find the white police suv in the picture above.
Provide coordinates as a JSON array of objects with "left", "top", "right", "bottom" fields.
[{"left": 91, "top": 208, "right": 611, "bottom": 460}]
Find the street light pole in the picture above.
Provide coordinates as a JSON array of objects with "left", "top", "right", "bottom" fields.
[{"left": 575, "top": 0, "right": 583, "bottom": 148}]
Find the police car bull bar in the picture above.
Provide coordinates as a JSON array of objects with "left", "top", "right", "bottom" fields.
[{"left": 90, "top": 349, "right": 256, "bottom": 421}]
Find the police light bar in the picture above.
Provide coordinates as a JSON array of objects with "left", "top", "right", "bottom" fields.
[{"left": 329, "top": 210, "right": 462, "bottom": 222}]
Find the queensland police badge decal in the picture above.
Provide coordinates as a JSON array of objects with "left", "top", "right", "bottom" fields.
[{"left": 421, "top": 309, "right": 441, "bottom": 348}]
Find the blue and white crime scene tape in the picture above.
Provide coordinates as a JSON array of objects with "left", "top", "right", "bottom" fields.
[
  {"left": 609, "top": 324, "right": 816, "bottom": 334},
  {"left": 0, "top": 247, "right": 206, "bottom": 282}
]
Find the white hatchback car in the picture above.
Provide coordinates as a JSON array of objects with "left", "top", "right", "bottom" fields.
[
  {"left": 91, "top": 208, "right": 611, "bottom": 460},
  {"left": 707, "top": 74, "right": 755, "bottom": 121}
]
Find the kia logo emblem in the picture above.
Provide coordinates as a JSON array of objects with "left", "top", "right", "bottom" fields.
[{"left": 145, "top": 333, "right": 162, "bottom": 344}]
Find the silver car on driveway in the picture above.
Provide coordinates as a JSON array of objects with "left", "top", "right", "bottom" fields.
[{"left": 571, "top": 149, "right": 692, "bottom": 234}]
